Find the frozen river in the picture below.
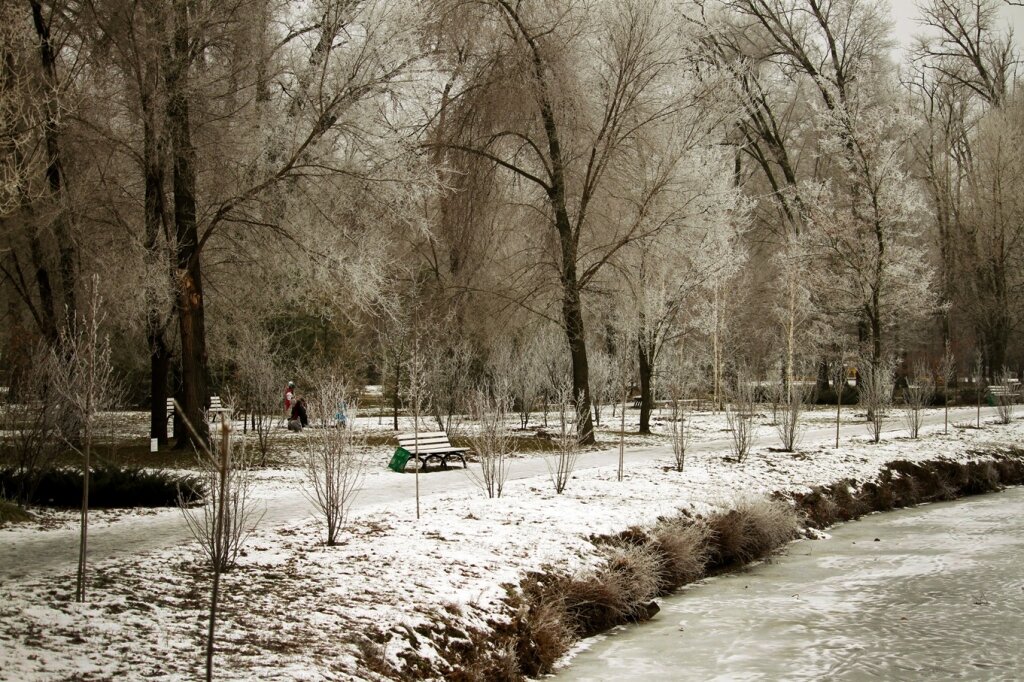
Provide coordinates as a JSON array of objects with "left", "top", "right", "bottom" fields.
[{"left": 561, "top": 486, "right": 1024, "bottom": 681}]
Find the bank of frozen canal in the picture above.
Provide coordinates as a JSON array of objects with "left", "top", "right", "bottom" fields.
[{"left": 561, "top": 486, "right": 1024, "bottom": 681}]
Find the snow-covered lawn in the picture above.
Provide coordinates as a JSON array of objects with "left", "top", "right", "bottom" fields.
[{"left": 1, "top": 412, "right": 1021, "bottom": 680}]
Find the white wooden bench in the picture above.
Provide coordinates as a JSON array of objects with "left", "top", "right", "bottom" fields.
[
  {"left": 987, "top": 385, "right": 1019, "bottom": 403},
  {"left": 631, "top": 396, "right": 674, "bottom": 409},
  {"left": 165, "top": 396, "right": 230, "bottom": 423},
  {"left": 396, "top": 430, "right": 468, "bottom": 470},
  {"left": 208, "top": 395, "right": 230, "bottom": 421}
]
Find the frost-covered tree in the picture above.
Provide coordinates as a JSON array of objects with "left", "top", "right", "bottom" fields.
[
  {"left": 431, "top": 0, "right": 719, "bottom": 443},
  {"left": 804, "top": 90, "right": 936, "bottom": 374},
  {"left": 48, "top": 277, "right": 120, "bottom": 602}
]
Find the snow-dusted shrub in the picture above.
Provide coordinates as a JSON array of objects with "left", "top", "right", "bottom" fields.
[
  {"left": 467, "top": 390, "right": 514, "bottom": 499},
  {"left": 180, "top": 421, "right": 263, "bottom": 572},
  {"left": 774, "top": 385, "right": 807, "bottom": 452},
  {"left": 993, "top": 367, "right": 1015, "bottom": 425},
  {"left": 650, "top": 516, "right": 710, "bottom": 589},
  {"left": 669, "top": 398, "right": 693, "bottom": 472},
  {"left": 900, "top": 363, "right": 934, "bottom": 439},
  {"left": 860, "top": 357, "right": 895, "bottom": 443},
  {"left": 302, "top": 384, "right": 366, "bottom": 545},
  {"left": 0, "top": 349, "right": 62, "bottom": 504},
  {"left": 231, "top": 327, "right": 283, "bottom": 465},
  {"left": 0, "top": 465, "right": 202, "bottom": 508},
  {"left": 725, "top": 378, "right": 758, "bottom": 462},
  {"left": 545, "top": 385, "right": 585, "bottom": 494}
]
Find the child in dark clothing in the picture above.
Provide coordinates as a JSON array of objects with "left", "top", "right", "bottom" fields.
[{"left": 290, "top": 397, "right": 309, "bottom": 428}]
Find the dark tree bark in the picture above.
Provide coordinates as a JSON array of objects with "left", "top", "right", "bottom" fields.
[
  {"left": 167, "top": 0, "right": 209, "bottom": 446},
  {"left": 28, "top": 234, "right": 59, "bottom": 343},
  {"left": 637, "top": 340, "right": 653, "bottom": 435},
  {"left": 554, "top": 201, "right": 595, "bottom": 445},
  {"left": 136, "top": 2, "right": 176, "bottom": 445},
  {"left": 30, "top": 0, "right": 77, "bottom": 328}
]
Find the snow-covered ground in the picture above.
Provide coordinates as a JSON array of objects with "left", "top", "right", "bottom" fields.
[{"left": 0, "top": 407, "right": 1020, "bottom": 680}]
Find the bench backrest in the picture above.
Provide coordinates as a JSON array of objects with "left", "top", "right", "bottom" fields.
[
  {"left": 398, "top": 431, "right": 455, "bottom": 453},
  {"left": 166, "top": 396, "right": 226, "bottom": 417}
]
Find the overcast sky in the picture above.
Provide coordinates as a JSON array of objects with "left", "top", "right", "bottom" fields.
[{"left": 888, "top": 0, "right": 1024, "bottom": 48}]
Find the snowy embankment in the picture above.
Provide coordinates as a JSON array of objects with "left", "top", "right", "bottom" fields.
[{"left": 1, "top": 414, "right": 1023, "bottom": 680}]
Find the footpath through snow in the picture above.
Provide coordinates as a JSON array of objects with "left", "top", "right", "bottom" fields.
[
  {"left": 0, "top": 405, "right": 992, "bottom": 581},
  {"left": 1, "top": 407, "right": 1022, "bottom": 680}
]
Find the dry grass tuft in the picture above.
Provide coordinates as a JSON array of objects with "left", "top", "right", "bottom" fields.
[
  {"left": 563, "top": 543, "right": 662, "bottom": 637},
  {"left": 795, "top": 487, "right": 841, "bottom": 528},
  {"left": 0, "top": 498, "right": 33, "bottom": 525},
  {"left": 505, "top": 574, "right": 572, "bottom": 678},
  {"left": 707, "top": 497, "right": 799, "bottom": 569},
  {"left": 649, "top": 516, "right": 710, "bottom": 591},
  {"left": 512, "top": 596, "right": 570, "bottom": 677},
  {"left": 829, "top": 480, "right": 870, "bottom": 520}
]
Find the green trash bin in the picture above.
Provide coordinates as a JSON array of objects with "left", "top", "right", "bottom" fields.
[{"left": 388, "top": 447, "right": 412, "bottom": 472}]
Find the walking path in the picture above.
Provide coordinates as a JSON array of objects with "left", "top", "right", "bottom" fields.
[{"left": 0, "top": 406, "right": 998, "bottom": 583}]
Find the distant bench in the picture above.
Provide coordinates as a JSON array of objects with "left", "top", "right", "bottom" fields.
[
  {"left": 394, "top": 430, "right": 468, "bottom": 470},
  {"left": 166, "top": 395, "right": 229, "bottom": 424},
  {"left": 987, "top": 385, "right": 1020, "bottom": 403},
  {"left": 631, "top": 396, "right": 695, "bottom": 410}
]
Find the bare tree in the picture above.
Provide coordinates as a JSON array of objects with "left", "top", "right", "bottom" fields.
[
  {"left": 503, "top": 335, "right": 545, "bottom": 430},
  {"left": 178, "top": 410, "right": 263, "bottom": 682},
  {"left": 48, "top": 277, "right": 119, "bottom": 602},
  {"left": 901, "top": 363, "right": 935, "bottom": 439},
  {"left": 938, "top": 342, "right": 956, "bottom": 434},
  {"left": 433, "top": 0, "right": 705, "bottom": 443},
  {"left": 302, "top": 383, "right": 366, "bottom": 545},
  {"left": 425, "top": 332, "right": 475, "bottom": 434},
  {"left": 917, "top": 0, "right": 1014, "bottom": 107},
  {"left": 663, "top": 348, "right": 698, "bottom": 472},
  {"left": 973, "top": 348, "right": 985, "bottom": 427},
  {"left": 466, "top": 389, "right": 515, "bottom": 499},
  {"left": 775, "top": 383, "right": 808, "bottom": 452},
  {"left": 232, "top": 327, "right": 283, "bottom": 465},
  {"left": 860, "top": 356, "right": 895, "bottom": 443},
  {"left": 545, "top": 383, "right": 586, "bottom": 494},
  {"left": 993, "top": 367, "right": 1016, "bottom": 424},
  {"left": 588, "top": 348, "right": 615, "bottom": 429},
  {"left": 1, "top": 346, "right": 62, "bottom": 504},
  {"left": 830, "top": 354, "right": 849, "bottom": 448},
  {"left": 725, "top": 374, "right": 758, "bottom": 462},
  {"left": 179, "top": 415, "right": 262, "bottom": 573}
]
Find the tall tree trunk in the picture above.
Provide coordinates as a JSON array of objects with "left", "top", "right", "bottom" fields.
[
  {"left": 556, "top": 213, "right": 594, "bottom": 445},
  {"left": 144, "top": 102, "right": 173, "bottom": 443},
  {"left": 637, "top": 339, "right": 652, "bottom": 435},
  {"left": 167, "top": 0, "right": 209, "bottom": 446},
  {"left": 140, "top": 3, "right": 174, "bottom": 444},
  {"left": 28, "top": 233, "right": 59, "bottom": 343},
  {"left": 149, "top": 330, "right": 172, "bottom": 443},
  {"left": 30, "top": 0, "right": 76, "bottom": 327},
  {"left": 392, "top": 362, "right": 400, "bottom": 431}
]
